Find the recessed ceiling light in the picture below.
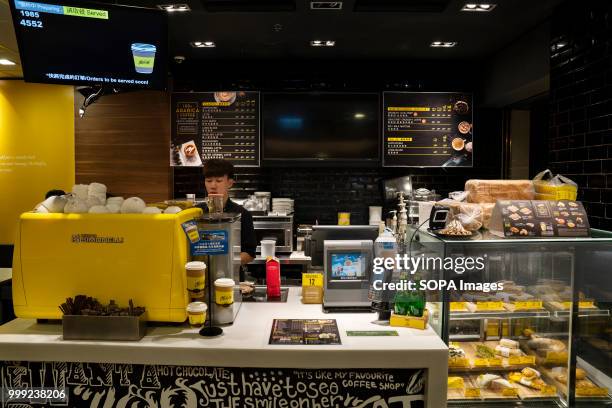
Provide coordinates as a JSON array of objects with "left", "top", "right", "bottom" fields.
[
  {"left": 0, "top": 59, "right": 16, "bottom": 65},
  {"left": 354, "top": 113, "right": 365, "bottom": 119},
  {"left": 461, "top": 3, "right": 496, "bottom": 12},
  {"left": 157, "top": 4, "right": 190, "bottom": 12},
  {"left": 430, "top": 41, "right": 457, "bottom": 48},
  {"left": 310, "top": 1, "right": 343, "bottom": 10},
  {"left": 191, "top": 41, "right": 215, "bottom": 48},
  {"left": 311, "top": 40, "right": 335, "bottom": 47}
]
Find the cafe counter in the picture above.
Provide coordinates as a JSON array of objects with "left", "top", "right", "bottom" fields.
[{"left": 0, "top": 286, "right": 448, "bottom": 407}]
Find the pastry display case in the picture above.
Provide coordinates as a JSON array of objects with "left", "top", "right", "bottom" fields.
[{"left": 409, "top": 226, "right": 612, "bottom": 407}]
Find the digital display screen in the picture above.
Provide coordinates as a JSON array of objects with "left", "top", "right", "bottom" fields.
[
  {"left": 10, "top": 0, "right": 167, "bottom": 89},
  {"left": 330, "top": 253, "right": 366, "bottom": 281},
  {"left": 434, "top": 210, "right": 448, "bottom": 222},
  {"left": 263, "top": 93, "right": 380, "bottom": 161}
]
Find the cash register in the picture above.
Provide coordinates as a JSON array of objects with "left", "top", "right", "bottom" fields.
[{"left": 323, "top": 240, "right": 374, "bottom": 312}]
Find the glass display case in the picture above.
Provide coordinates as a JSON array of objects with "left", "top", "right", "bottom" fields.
[{"left": 408, "top": 227, "right": 612, "bottom": 407}]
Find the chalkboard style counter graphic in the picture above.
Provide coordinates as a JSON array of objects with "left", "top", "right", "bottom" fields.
[
  {"left": 1, "top": 362, "right": 426, "bottom": 408},
  {"left": 0, "top": 288, "right": 448, "bottom": 407},
  {"left": 383, "top": 92, "right": 473, "bottom": 168},
  {"left": 171, "top": 91, "right": 260, "bottom": 167}
]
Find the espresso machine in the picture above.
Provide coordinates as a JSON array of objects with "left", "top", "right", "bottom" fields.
[{"left": 194, "top": 213, "right": 242, "bottom": 325}]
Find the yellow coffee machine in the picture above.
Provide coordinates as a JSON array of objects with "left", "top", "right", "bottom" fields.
[{"left": 12, "top": 208, "right": 202, "bottom": 322}]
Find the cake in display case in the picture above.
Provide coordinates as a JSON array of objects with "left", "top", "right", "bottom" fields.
[{"left": 409, "top": 227, "right": 612, "bottom": 407}]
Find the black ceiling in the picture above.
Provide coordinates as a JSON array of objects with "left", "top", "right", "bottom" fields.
[{"left": 99, "top": 0, "right": 564, "bottom": 61}]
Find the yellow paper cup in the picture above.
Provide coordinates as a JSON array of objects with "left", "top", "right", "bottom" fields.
[
  {"left": 214, "top": 278, "right": 235, "bottom": 305},
  {"left": 338, "top": 212, "right": 351, "bottom": 226},
  {"left": 186, "top": 302, "right": 207, "bottom": 327}
]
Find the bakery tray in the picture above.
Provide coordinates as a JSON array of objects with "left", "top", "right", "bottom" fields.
[
  {"left": 449, "top": 341, "right": 536, "bottom": 373},
  {"left": 62, "top": 313, "right": 147, "bottom": 341}
]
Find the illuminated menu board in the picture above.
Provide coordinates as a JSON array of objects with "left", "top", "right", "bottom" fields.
[
  {"left": 171, "top": 92, "right": 260, "bottom": 167},
  {"left": 383, "top": 92, "right": 473, "bottom": 167}
]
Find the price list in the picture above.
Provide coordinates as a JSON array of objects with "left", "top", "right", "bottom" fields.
[
  {"left": 171, "top": 91, "right": 260, "bottom": 167},
  {"left": 383, "top": 92, "right": 473, "bottom": 167}
]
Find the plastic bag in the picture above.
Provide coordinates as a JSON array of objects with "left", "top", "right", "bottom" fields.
[
  {"left": 533, "top": 169, "right": 577, "bottom": 200},
  {"left": 437, "top": 199, "right": 483, "bottom": 231}
]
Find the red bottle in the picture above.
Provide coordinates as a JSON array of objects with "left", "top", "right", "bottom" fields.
[{"left": 266, "top": 257, "right": 281, "bottom": 298}]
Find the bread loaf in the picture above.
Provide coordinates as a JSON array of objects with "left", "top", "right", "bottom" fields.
[{"left": 466, "top": 179, "right": 535, "bottom": 203}]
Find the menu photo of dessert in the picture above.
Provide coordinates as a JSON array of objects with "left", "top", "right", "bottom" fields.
[
  {"left": 170, "top": 140, "right": 202, "bottom": 167},
  {"left": 500, "top": 201, "right": 537, "bottom": 237}
]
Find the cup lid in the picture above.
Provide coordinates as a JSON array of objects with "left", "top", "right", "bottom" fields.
[
  {"left": 214, "top": 278, "right": 235, "bottom": 288},
  {"left": 185, "top": 261, "right": 206, "bottom": 271},
  {"left": 187, "top": 302, "right": 207, "bottom": 313}
]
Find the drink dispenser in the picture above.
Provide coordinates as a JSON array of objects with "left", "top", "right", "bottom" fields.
[{"left": 194, "top": 213, "right": 242, "bottom": 325}]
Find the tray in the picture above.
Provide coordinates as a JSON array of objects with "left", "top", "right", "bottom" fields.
[
  {"left": 449, "top": 341, "right": 535, "bottom": 372},
  {"left": 63, "top": 313, "right": 147, "bottom": 341}
]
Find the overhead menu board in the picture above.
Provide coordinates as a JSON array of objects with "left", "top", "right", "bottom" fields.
[
  {"left": 171, "top": 91, "right": 260, "bottom": 167},
  {"left": 383, "top": 92, "right": 473, "bottom": 167}
]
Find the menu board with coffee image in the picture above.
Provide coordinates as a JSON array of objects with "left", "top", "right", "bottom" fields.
[
  {"left": 383, "top": 92, "right": 473, "bottom": 167},
  {"left": 490, "top": 200, "right": 590, "bottom": 238},
  {"left": 171, "top": 91, "right": 260, "bottom": 167}
]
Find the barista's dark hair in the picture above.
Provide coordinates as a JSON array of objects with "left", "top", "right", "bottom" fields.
[{"left": 203, "top": 159, "right": 235, "bottom": 180}]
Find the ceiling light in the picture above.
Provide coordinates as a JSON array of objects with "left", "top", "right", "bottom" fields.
[
  {"left": 310, "top": 1, "right": 343, "bottom": 10},
  {"left": 157, "top": 4, "right": 190, "bottom": 12},
  {"left": 0, "top": 59, "right": 16, "bottom": 66},
  {"left": 354, "top": 113, "right": 365, "bottom": 119},
  {"left": 461, "top": 3, "right": 496, "bottom": 11},
  {"left": 430, "top": 41, "right": 457, "bottom": 48},
  {"left": 191, "top": 41, "right": 215, "bottom": 48},
  {"left": 311, "top": 40, "right": 335, "bottom": 47}
]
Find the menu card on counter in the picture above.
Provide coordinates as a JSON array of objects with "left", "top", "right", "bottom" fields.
[
  {"left": 171, "top": 91, "right": 260, "bottom": 167},
  {"left": 490, "top": 200, "right": 590, "bottom": 238},
  {"left": 269, "top": 319, "right": 341, "bottom": 345},
  {"left": 383, "top": 92, "right": 473, "bottom": 167}
]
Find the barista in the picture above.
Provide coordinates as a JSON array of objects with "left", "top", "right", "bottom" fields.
[{"left": 199, "top": 159, "right": 257, "bottom": 264}]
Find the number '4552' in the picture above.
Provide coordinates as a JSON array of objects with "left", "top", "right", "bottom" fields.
[{"left": 20, "top": 19, "right": 43, "bottom": 28}]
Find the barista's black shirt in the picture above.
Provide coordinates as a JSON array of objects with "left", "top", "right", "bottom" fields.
[{"left": 197, "top": 199, "right": 257, "bottom": 259}]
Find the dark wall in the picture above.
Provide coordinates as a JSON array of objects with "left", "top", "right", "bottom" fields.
[
  {"left": 171, "top": 59, "right": 503, "bottom": 225},
  {"left": 547, "top": 1, "right": 612, "bottom": 231}
]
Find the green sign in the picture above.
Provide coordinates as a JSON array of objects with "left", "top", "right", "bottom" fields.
[
  {"left": 63, "top": 6, "right": 108, "bottom": 19},
  {"left": 346, "top": 330, "right": 399, "bottom": 337}
]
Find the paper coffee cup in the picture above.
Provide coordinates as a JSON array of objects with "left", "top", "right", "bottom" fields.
[
  {"left": 185, "top": 261, "right": 206, "bottom": 299},
  {"left": 214, "top": 278, "right": 235, "bottom": 305},
  {"left": 186, "top": 302, "right": 207, "bottom": 326}
]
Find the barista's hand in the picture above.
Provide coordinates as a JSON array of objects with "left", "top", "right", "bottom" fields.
[{"left": 240, "top": 252, "right": 254, "bottom": 265}]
